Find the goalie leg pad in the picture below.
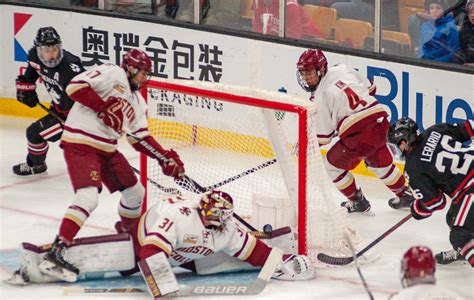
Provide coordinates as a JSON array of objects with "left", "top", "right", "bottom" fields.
[
  {"left": 139, "top": 252, "right": 179, "bottom": 298},
  {"left": 13, "top": 234, "right": 136, "bottom": 284}
]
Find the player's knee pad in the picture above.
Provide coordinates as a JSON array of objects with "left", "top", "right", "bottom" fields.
[
  {"left": 26, "top": 123, "right": 45, "bottom": 144},
  {"left": 323, "top": 155, "right": 346, "bottom": 181},
  {"left": 119, "top": 182, "right": 144, "bottom": 219},
  {"left": 73, "top": 187, "right": 99, "bottom": 213},
  {"left": 449, "top": 226, "right": 472, "bottom": 250}
]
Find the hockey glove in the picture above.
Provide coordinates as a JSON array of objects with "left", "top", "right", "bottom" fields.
[
  {"left": 16, "top": 75, "right": 39, "bottom": 108},
  {"left": 98, "top": 96, "right": 124, "bottom": 134},
  {"left": 272, "top": 254, "right": 316, "bottom": 281},
  {"left": 410, "top": 200, "right": 432, "bottom": 220},
  {"left": 159, "top": 149, "right": 185, "bottom": 178}
]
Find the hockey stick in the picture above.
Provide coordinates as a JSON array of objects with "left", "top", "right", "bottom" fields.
[
  {"left": 317, "top": 214, "right": 412, "bottom": 265},
  {"left": 344, "top": 233, "right": 374, "bottom": 300},
  {"left": 37, "top": 102, "right": 65, "bottom": 126},
  {"left": 64, "top": 247, "right": 281, "bottom": 297},
  {"left": 132, "top": 166, "right": 267, "bottom": 233}
]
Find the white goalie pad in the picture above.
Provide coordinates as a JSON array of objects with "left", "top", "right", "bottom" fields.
[
  {"left": 194, "top": 227, "right": 296, "bottom": 275},
  {"left": 139, "top": 252, "right": 179, "bottom": 298},
  {"left": 11, "top": 233, "right": 135, "bottom": 284}
]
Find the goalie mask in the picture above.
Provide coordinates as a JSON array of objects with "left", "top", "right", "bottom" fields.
[
  {"left": 198, "top": 190, "right": 234, "bottom": 231},
  {"left": 387, "top": 117, "right": 419, "bottom": 158},
  {"left": 401, "top": 246, "right": 436, "bottom": 288},
  {"left": 34, "top": 27, "right": 63, "bottom": 68},
  {"left": 121, "top": 49, "right": 152, "bottom": 91},
  {"left": 296, "top": 49, "right": 328, "bottom": 93}
]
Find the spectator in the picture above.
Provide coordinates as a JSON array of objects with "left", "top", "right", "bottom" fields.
[
  {"left": 253, "top": 0, "right": 323, "bottom": 40},
  {"left": 418, "top": 0, "right": 459, "bottom": 62},
  {"left": 203, "top": 0, "right": 242, "bottom": 29},
  {"left": 329, "top": 0, "right": 399, "bottom": 30},
  {"left": 409, "top": 0, "right": 462, "bottom": 55},
  {"left": 459, "top": 0, "right": 474, "bottom": 65}
]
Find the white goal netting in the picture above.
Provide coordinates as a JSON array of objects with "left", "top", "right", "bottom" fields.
[{"left": 141, "top": 79, "right": 374, "bottom": 265}]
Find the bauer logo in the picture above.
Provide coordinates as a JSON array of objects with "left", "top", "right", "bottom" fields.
[
  {"left": 193, "top": 286, "right": 248, "bottom": 294},
  {"left": 13, "top": 12, "right": 33, "bottom": 62}
]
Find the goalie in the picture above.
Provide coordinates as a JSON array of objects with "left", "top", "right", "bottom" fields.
[{"left": 6, "top": 190, "right": 315, "bottom": 296}]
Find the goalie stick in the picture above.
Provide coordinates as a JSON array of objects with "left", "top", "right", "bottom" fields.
[
  {"left": 64, "top": 247, "right": 281, "bottom": 297},
  {"left": 132, "top": 166, "right": 292, "bottom": 237},
  {"left": 317, "top": 214, "right": 412, "bottom": 266}
]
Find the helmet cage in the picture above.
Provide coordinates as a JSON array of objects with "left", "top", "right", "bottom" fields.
[
  {"left": 296, "top": 49, "right": 328, "bottom": 93},
  {"left": 34, "top": 27, "right": 63, "bottom": 68},
  {"left": 198, "top": 191, "right": 234, "bottom": 231}
]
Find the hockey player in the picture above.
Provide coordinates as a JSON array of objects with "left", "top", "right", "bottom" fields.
[
  {"left": 388, "top": 246, "right": 462, "bottom": 299},
  {"left": 6, "top": 190, "right": 316, "bottom": 295},
  {"left": 388, "top": 118, "right": 473, "bottom": 267},
  {"left": 296, "top": 49, "right": 415, "bottom": 213},
  {"left": 13, "top": 26, "right": 85, "bottom": 176},
  {"left": 38, "top": 48, "right": 185, "bottom": 282}
]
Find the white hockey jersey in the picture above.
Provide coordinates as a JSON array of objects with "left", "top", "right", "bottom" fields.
[
  {"left": 312, "top": 64, "right": 388, "bottom": 145},
  {"left": 63, "top": 63, "right": 149, "bottom": 152},
  {"left": 137, "top": 197, "right": 257, "bottom": 267},
  {"left": 389, "top": 284, "right": 463, "bottom": 300}
]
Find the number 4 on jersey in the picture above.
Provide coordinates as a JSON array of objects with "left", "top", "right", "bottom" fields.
[{"left": 336, "top": 80, "right": 367, "bottom": 110}]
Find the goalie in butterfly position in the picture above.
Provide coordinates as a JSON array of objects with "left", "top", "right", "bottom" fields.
[{"left": 6, "top": 190, "right": 316, "bottom": 297}]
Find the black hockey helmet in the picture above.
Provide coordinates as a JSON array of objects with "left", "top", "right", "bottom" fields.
[
  {"left": 388, "top": 117, "right": 419, "bottom": 146},
  {"left": 34, "top": 27, "right": 63, "bottom": 68}
]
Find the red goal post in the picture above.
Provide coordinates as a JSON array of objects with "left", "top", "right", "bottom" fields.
[{"left": 140, "top": 79, "right": 367, "bottom": 263}]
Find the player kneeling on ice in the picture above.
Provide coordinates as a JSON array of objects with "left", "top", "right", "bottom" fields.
[
  {"left": 388, "top": 246, "right": 462, "bottom": 300},
  {"left": 5, "top": 190, "right": 315, "bottom": 296}
]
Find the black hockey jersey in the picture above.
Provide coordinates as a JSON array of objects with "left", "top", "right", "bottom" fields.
[
  {"left": 405, "top": 120, "right": 473, "bottom": 214},
  {"left": 23, "top": 47, "right": 85, "bottom": 115}
]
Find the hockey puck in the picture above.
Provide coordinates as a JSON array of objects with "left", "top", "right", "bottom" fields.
[{"left": 263, "top": 224, "right": 273, "bottom": 233}]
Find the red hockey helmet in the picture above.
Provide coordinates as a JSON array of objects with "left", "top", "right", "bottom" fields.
[
  {"left": 121, "top": 49, "right": 152, "bottom": 91},
  {"left": 296, "top": 49, "right": 328, "bottom": 92},
  {"left": 198, "top": 190, "right": 234, "bottom": 231},
  {"left": 401, "top": 246, "right": 436, "bottom": 288}
]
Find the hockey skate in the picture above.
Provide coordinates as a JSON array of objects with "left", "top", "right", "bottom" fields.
[
  {"left": 435, "top": 249, "right": 466, "bottom": 265},
  {"left": 12, "top": 162, "right": 47, "bottom": 176},
  {"left": 388, "top": 189, "right": 415, "bottom": 210},
  {"left": 341, "top": 189, "right": 372, "bottom": 214},
  {"left": 38, "top": 239, "right": 79, "bottom": 282}
]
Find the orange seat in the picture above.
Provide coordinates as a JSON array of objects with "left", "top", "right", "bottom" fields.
[
  {"left": 334, "top": 18, "right": 372, "bottom": 49},
  {"left": 242, "top": 0, "right": 254, "bottom": 19},
  {"left": 398, "top": 0, "right": 425, "bottom": 33},
  {"left": 302, "top": 5, "right": 337, "bottom": 39},
  {"left": 382, "top": 30, "right": 412, "bottom": 49}
]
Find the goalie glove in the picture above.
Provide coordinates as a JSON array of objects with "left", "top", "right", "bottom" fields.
[
  {"left": 272, "top": 254, "right": 316, "bottom": 281},
  {"left": 16, "top": 75, "right": 39, "bottom": 108}
]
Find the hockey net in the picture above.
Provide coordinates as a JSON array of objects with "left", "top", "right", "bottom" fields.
[{"left": 141, "top": 79, "right": 373, "bottom": 265}]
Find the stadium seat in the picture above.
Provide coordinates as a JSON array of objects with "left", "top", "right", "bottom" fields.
[
  {"left": 398, "top": 0, "right": 425, "bottom": 33},
  {"left": 302, "top": 5, "right": 337, "bottom": 39},
  {"left": 334, "top": 18, "right": 372, "bottom": 49}
]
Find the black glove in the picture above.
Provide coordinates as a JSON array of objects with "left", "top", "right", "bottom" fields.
[
  {"left": 16, "top": 75, "right": 39, "bottom": 108},
  {"left": 410, "top": 200, "right": 432, "bottom": 220}
]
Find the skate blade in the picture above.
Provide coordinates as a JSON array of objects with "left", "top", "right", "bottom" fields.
[{"left": 38, "top": 260, "right": 77, "bottom": 283}]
